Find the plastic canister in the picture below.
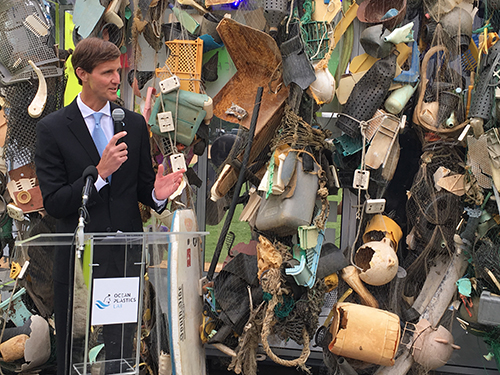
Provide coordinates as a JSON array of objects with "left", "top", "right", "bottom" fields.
[
  {"left": 384, "top": 83, "right": 418, "bottom": 114},
  {"left": 255, "top": 158, "right": 318, "bottom": 236},
  {"left": 328, "top": 302, "right": 400, "bottom": 366}
]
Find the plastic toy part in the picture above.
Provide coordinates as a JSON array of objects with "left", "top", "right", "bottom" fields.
[
  {"left": 328, "top": 302, "right": 400, "bottom": 366},
  {"left": 355, "top": 238, "right": 399, "bottom": 286},
  {"left": 411, "top": 319, "right": 460, "bottom": 370},
  {"left": 285, "top": 230, "right": 325, "bottom": 288}
]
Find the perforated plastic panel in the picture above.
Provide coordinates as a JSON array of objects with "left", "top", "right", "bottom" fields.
[
  {"left": 469, "top": 41, "right": 500, "bottom": 120},
  {"left": 337, "top": 53, "right": 397, "bottom": 138},
  {"left": 469, "top": 64, "right": 496, "bottom": 120},
  {"left": 264, "top": 0, "right": 287, "bottom": 29}
]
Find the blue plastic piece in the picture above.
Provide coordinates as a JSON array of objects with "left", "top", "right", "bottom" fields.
[
  {"left": 394, "top": 41, "right": 420, "bottom": 83},
  {"left": 199, "top": 34, "right": 224, "bottom": 53},
  {"left": 381, "top": 8, "right": 398, "bottom": 20},
  {"left": 0, "top": 287, "right": 32, "bottom": 326},
  {"left": 285, "top": 230, "right": 325, "bottom": 288},
  {"left": 333, "top": 133, "right": 364, "bottom": 156}
]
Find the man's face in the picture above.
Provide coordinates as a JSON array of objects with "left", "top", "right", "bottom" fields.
[{"left": 77, "top": 57, "right": 121, "bottom": 108}]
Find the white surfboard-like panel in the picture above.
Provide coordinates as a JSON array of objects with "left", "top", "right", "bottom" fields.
[{"left": 167, "top": 209, "right": 206, "bottom": 375}]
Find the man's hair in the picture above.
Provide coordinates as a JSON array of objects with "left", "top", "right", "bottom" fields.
[{"left": 72, "top": 37, "right": 121, "bottom": 85}]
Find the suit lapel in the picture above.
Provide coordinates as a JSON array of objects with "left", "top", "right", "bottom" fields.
[{"left": 66, "top": 100, "right": 101, "bottom": 165}]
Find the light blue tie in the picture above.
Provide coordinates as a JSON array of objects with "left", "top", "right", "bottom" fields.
[{"left": 91, "top": 112, "right": 107, "bottom": 157}]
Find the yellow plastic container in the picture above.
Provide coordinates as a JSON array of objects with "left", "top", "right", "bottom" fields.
[{"left": 362, "top": 214, "right": 403, "bottom": 250}]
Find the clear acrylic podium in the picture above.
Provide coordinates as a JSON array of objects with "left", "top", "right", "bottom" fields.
[{"left": 16, "top": 231, "right": 206, "bottom": 375}]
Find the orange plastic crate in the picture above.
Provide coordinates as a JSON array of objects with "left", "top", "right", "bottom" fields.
[{"left": 156, "top": 38, "right": 204, "bottom": 93}]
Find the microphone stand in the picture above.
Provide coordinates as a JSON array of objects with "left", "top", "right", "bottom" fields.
[{"left": 65, "top": 192, "right": 91, "bottom": 373}]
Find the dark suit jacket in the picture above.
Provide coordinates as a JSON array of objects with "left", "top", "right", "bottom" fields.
[{"left": 35, "top": 99, "right": 158, "bottom": 283}]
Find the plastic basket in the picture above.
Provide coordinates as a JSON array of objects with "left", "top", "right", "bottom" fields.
[
  {"left": 301, "top": 21, "right": 330, "bottom": 61},
  {"left": 156, "top": 39, "right": 203, "bottom": 93}
]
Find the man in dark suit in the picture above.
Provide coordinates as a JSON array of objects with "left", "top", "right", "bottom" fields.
[{"left": 35, "top": 37, "right": 184, "bottom": 375}]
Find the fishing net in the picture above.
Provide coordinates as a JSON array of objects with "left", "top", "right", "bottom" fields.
[
  {"left": 403, "top": 145, "right": 464, "bottom": 301},
  {"left": 2, "top": 74, "right": 67, "bottom": 167},
  {"left": 411, "top": 0, "right": 470, "bottom": 140}
]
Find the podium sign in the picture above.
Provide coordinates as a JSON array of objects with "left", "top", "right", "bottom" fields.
[{"left": 91, "top": 277, "right": 140, "bottom": 326}]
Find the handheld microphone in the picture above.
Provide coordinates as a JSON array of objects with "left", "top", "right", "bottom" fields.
[
  {"left": 81, "top": 166, "right": 98, "bottom": 207},
  {"left": 112, "top": 108, "right": 125, "bottom": 144}
]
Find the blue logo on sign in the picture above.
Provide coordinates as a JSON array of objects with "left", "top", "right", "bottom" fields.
[{"left": 95, "top": 294, "right": 111, "bottom": 309}]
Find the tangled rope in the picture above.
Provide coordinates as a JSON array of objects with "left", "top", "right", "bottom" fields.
[
  {"left": 272, "top": 106, "right": 331, "bottom": 151},
  {"left": 260, "top": 268, "right": 311, "bottom": 373}
]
